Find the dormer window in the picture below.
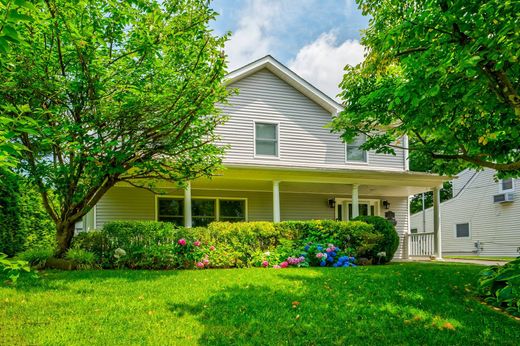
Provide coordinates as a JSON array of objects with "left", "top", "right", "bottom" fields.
[
  {"left": 500, "top": 178, "right": 514, "bottom": 193},
  {"left": 255, "top": 122, "right": 279, "bottom": 157},
  {"left": 345, "top": 134, "right": 368, "bottom": 163}
]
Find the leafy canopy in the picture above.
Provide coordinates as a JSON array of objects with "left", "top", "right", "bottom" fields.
[
  {"left": 331, "top": 0, "right": 520, "bottom": 177},
  {"left": 0, "top": 0, "right": 230, "bottom": 253}
]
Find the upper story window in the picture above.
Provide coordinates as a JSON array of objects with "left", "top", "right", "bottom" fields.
[
  {"left": 255, "top": 122, "right": 279, "bottom": 157},
  {"left": 345, "top": 134, "right": 368, "bottom": 163},
  {"left": 500, "top": 178, "right": 514, "bottom": 193}
]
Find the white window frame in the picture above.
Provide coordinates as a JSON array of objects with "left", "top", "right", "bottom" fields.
[
  {"left": 454, "top": 222, "right": 471, "bottom": 239},
  {"left": 155, "top": 195, "right": 248, "bottom": 223},
  {"left": 499, "top": 178, "right": 514, "bottom": 193},
  {"left": 345, "top": 134, "right": 369, "bottom": 164},
  {"left": 334, "top": 198, "right": 380, "bottom": 221},
  {"left": 253, "top": 120, "right": 280, "bottom": 159}
]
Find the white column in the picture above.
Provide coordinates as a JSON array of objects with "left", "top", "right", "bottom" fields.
[
  {"left": 184, "top": 181, "right": 192, "bottom": 228},
  {"left": 273, "top": 181, "right": 281, "bottom": 223},
  {"left": 433, "top": 187, "right": 443, "bottom": 259},
  {"left": 351, "top": 184, "right": 359, "bottom": 219}
]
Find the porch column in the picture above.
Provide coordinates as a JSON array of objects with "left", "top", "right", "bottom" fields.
[
  {"left": 184, "top": 181, "right": 192, "bottom": 228},
  {"left": 273, "top": 180, "right": 281, "bottom": 223},
  {"left": 433, "top": 187, "right": 443, "bottom": 259},
  {"left": 351, "top": 184, "right": 359, "bottom": 219}
]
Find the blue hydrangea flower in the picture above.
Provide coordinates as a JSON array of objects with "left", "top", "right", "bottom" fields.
[
  {"left": 327, "top": 256, "right": 334, "bottom": 263},
  {"left": 304, "top": 245, "right": 310, "bottom": 251},
  {"left": 333, "top": 263, "right": 340, "bottom": 267},
  {"left": 342, "top": 264, "right": 350, "bottom": 267},
  {"left": 320, "top": 261, "right": 326, "bottom": 267},
  {"left": 351, "top": 263, "right": 357, "bottom": 267},
  {"left": 317, "top": 246, "right": 323, "bottom": 251},
  {"left": 349, "top": 256, "right": 355, "bottom": 261}
]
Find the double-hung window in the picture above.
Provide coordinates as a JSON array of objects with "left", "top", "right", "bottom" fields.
[
  {"left": 255, "top": 122, "right": 278, "bottom": 157},
  {"left": 500, "top": 178, "right": 514, "bottom": 193},
  {"left": 346, "top": 134, "right": 368, "bottom": 163}
]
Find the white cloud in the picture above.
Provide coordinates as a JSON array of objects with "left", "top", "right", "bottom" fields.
[
  {"left": 289, "top": 32, "right": 365, "bottom": 100},
  {"left": 224, "top": 0, "right": 282, "bottom": 71}
]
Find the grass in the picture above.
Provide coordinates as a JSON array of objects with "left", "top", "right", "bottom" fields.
[
  {"left": 444, "top": 255, "right": 517, "bottom": 262},
  {"left": 1, "top": 263, "right": 519, "bottom": 345}
]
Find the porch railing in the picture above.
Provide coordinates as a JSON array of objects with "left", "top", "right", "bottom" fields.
[{"left": 408, "top": 232, "right": 435, "bottom": 257}]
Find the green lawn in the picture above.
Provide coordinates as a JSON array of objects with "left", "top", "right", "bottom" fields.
[
  {"left": 444, "top": 255, "right": 517, "bottom": 262},
  {"left": 1, "top": 263, "right": 519, "bottom": 345}
]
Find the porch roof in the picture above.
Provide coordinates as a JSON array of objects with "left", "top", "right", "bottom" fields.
[{"left": 189, "top": 165, "right": 452, "bottom": 197}]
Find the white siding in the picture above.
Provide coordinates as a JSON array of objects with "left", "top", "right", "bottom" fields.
[
  {"left": 411, "top": 169, "right": 520, "bottom": 257},
  {"left": 217, "top": 69, "right": 405, "bottom": 171}
]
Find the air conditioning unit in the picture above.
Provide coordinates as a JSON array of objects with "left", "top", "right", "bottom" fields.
[{"left": 493, "top": 193, "right": 514, "bottom": 203}]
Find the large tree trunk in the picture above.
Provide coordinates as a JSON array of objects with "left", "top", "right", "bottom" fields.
[{"left": 56, "top": 221, "right": 76, "bottom": 257}]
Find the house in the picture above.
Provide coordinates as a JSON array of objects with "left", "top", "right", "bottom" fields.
[
  {"left": 410, "top": 168, "right": 520, "bottom": 257},
  {"left": 82, "top": 56, "right": 448, "bottom": 259}
]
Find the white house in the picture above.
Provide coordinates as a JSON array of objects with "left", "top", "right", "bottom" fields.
[
  {"left": 410, "top": 168, "right": 519, "bottom": 257},
  {"left": 83, "top": 56, "right": 448, "bottom": 259}
]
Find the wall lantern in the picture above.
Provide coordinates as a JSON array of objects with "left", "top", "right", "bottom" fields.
[
  {"left": 382, "top": 200, "right": 391, "bottom": 209},
  {"left": 327, "top": 198, "right": 336, "bottom": 209}
]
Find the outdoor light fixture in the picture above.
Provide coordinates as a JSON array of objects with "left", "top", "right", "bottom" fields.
[
  {"left": 328, "top": 198, "right": 336, "bottom": 208},
  {"left": 382, "top": 200, "right": 391, "bottom": 209}
]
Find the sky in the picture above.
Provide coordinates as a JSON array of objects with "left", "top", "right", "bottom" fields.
[{"left": 210, "top": 0, "right": 369, "bottom": 100}]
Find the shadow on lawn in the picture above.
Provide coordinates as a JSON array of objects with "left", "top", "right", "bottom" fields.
[
  {"left": 1, "top": 269, "right": 180, "bottom": 292},
  {"left": 169, "top": 265, "right": 520, "bottom": 346}
]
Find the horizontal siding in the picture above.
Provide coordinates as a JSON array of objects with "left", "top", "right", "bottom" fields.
[
  {"left": 217, "top": 69, "right": 405, "bottom": 171},
  {"left": 410, "top": 169, "right": 520, "bottom": 257}
]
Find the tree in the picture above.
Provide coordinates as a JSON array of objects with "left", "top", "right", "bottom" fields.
[
  {"left": 331, "top": 0, "right": 520, "bottom": 178},
  {"left": 1, "top": 0, "right": 229, "bottom": 255}
]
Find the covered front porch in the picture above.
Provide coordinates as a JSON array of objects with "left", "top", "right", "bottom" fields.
[{"left": 93, "top": 166, "right": 449, "bottom": 259}]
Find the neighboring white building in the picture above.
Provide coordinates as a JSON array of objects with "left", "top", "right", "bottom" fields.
[
  {"left": 83, "top": 56, "right": 448, "bottom": 259},
  {"left": 411, "top": 168, "right": 520, "bottom": 257}
]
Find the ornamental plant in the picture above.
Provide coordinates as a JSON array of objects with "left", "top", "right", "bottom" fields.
[
  {"left": 173, "top": 239, "right": 214, "bottom": 269},
  {"left": 301, "top": 242, "right": 356, "bottom": 268}
]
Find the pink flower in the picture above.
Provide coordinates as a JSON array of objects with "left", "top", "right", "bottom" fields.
[
  {"left": 209, "top": 245, "right": 216, "bottom": 251},
  {"left": 203, "top": 259, "right": 210, "bottom": 265},
  {"left": 316, "top": 253, "right": 324, "bottom": 259},
  {"left": 326, "top": 248, "right": 333, "bottom": 253},
  {"left": 193, "top": 241, "right": 201, "bottom": 247},
  {"left": 280, "top": 261, "right": 289, "bottom": 268},
  {"left": 262, "top": 260, "right": 269, "bottom": 267},
  {"left": 178, "top": 238, "right": 187, "bottom": 246},
  {"left": 272, "top": 265, "right": 281, "bottom": 269},
  {"left": 196, "top": 262, "right": 204, "bottom": 268}
]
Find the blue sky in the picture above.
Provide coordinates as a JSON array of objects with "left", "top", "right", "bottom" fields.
[{"left": 209, "top": 0, "right": 369, "bottom": 99}]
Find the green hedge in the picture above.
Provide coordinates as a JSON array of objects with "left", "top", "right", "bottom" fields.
[
  {"left": 72, "top": 218, "right": 399, "bottom": 269},
  {"left": 353, "top": 216, "right": 400, "bottom": 263}
]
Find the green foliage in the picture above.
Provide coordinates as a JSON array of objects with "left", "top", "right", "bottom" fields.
[
  {"left": 331, "top": 0, "right": 520, "bottom": 177},
  {"left": 0, "top": 252, "right": 30, "bottom": 284},
  {"left": 352, "top": 216, "right": 399, "bottom": 263},
  {"left": 64, "top": 249, "right": 97, "bottom": 270},
  {"left": 478, "top": 257, "right": 520, "bottom": 317},
  {"left": 18, "top": 247, "right": 54, "bottom": 268},
  {"left": 410, "top": 181, "right": 453, "bottom": 214},
  {"left": 0, "top": 169, "right": 55, "bottom": 256},
  {"left": 1, "top": 0, "right": 230, "bottom": 254}
]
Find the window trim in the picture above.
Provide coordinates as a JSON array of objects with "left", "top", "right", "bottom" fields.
[
  {"left": 454, "top": 222, "right": 471, "bottom": 239},
  {"left": 334, "top": 198, "right": 380, "bottom": 221},
  {"left": 345, "top": 134, "right": 369, "bottom": 164},
  {"left": 253, "top": 120, "right": 280, "bottom": 159},
  {"left": 499, "top": 178, "right": 514, "bottom": 193},
  {"left": 155, "top": 195, "right": 248, "bottom": 224}
]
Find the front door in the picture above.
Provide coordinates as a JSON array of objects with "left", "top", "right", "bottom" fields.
[{"left": 335, "top": 199, "right": 378, "bottom": 221}]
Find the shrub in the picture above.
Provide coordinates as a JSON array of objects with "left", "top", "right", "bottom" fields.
[
  {"left": 352, "top": 216, "right": 399, "bottom": 263},
  {"left": 18, "top": 247, "right": 54, "bottom": 268},
  {"left": 478, "top": 257, "right": 520, "bottom": 317},
  {"left": 0, "top": 253, "right": 31, "bottom": 284},
  {"left": 65, "top": 249, "right": 98, "bottom": 269}
]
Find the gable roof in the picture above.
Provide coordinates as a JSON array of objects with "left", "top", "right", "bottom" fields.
[{"left": 225, "top": 55, "right": 344, "bottom": 115}]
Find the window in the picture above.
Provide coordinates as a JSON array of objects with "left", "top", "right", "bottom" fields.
[
  {"left": 347, "top": 203, "right": 375, "bottom": 220},
  {"left": 255, "top": 122, "right": 278, "bottom": 157},
  {"left": 157, "top": 198, "right": 184, "bottom": 226},
  {"left": 219, "top": 199, "right": 246, "bottom": 222},
  {"left": 346, "top": 134, "right": 368, "bottom": 163},
  {"left": 500, "top": 178, "right": 514, "bottom": 192},
  {"left": 157, "top": 197, "right": 247, "bottom": 226},
  {"left": 191, "top": 199, "right": 216, "bottom": 227},
  {"left": 455, "top": 223, "right": 470, "bottom": 238}
]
